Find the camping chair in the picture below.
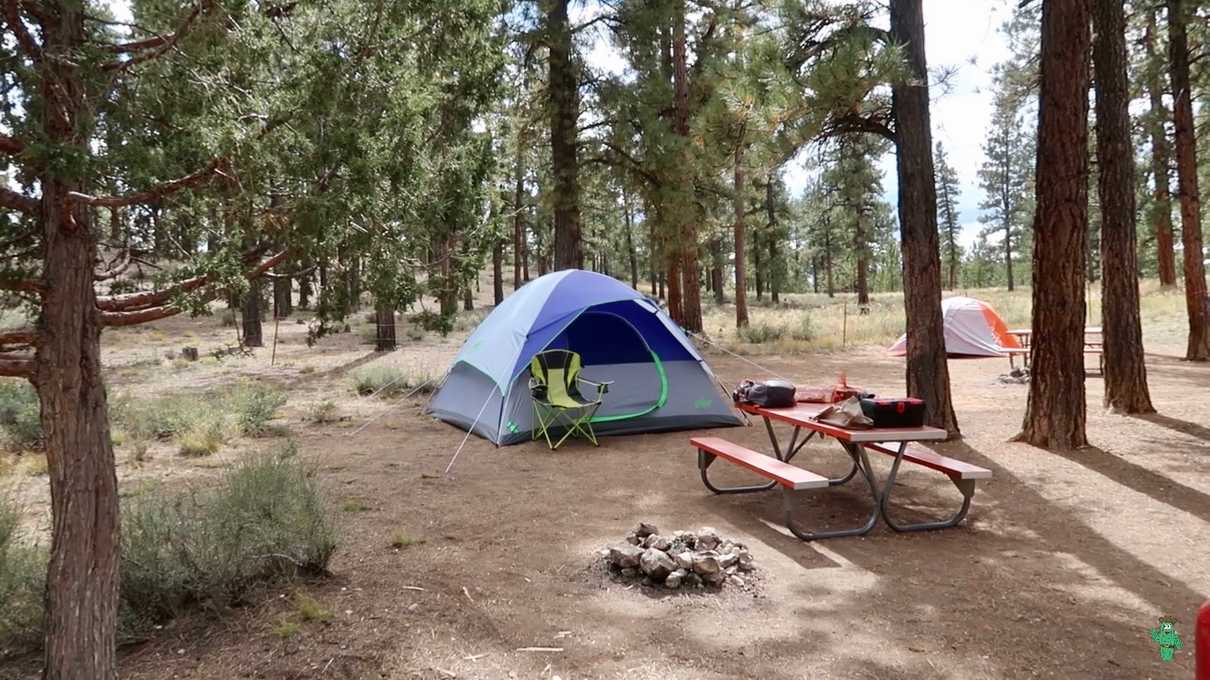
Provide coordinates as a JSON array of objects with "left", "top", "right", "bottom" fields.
[{"left": 529, "top": 350, "right": 612, "bottom": 449}]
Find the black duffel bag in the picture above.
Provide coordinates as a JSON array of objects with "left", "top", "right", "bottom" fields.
[{"left": 733, "top": 379, "right": 797, "bottom": 408}]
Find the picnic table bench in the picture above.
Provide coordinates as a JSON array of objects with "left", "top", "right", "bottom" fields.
[
  {"left": 691, "top": 401, "right": 991, "bottom": 540},
  {"left": 1007, "top": 327, "right": 1104, "bottom": 374}
]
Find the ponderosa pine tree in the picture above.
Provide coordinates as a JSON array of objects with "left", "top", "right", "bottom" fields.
[
  {"left": 1093, "top": 0, "right": 1154, "bottom": 413},
  {"left": 543, "top": 0, "right": 584, "bottom": 271},
  {"left": 1167, "top": 0, "right": 1210, "bottom": 361},
  {"left": 889, "top": 0, "right": 959, "bottom": 435},
  {"left": 977, "top": 67, "right": 1032, "bottom": 292},
  {"left": 935, "top": 142, "right": 963, "bottom": 290},
  {"left": 1143, "top": 9, "right": 1179, "bottom": 288},
  {"left": 1016, "top": 0, "right": 1091, "bottom": 450}
]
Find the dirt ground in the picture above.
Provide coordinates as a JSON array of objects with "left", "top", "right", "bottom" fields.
[{"left": 2, "top": 295, "right": 1208, "bottom": 680}]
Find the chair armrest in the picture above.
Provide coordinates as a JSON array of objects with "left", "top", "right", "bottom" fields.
[{"left": 578, "top": 377, "right": 614, "bottom": 395}]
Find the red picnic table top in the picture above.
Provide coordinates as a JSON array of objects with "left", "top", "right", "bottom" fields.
[{"left": 738, "top": 401, "right": 948, "bottom": 443}]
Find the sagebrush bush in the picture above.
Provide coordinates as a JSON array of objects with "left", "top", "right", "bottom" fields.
[
  {"left": 120, "top": 446, "right": 336, "bottom": 630},
  {"left": 225, "top": 383, "right": 287, "bottom": 436},
  {"left": 737, "top": 322, "right": 784, "bottom": 344},
  {"left": 307, "top": 400, "right": 339, "bottom": 424},
  {"left": 0, "top": 383, "right": 41, "bottom": 450},
  {"left": 351, "top": 366, "right": 438, "bottom": 398},
  {"left": 0, "top": 496, "right": 46, "bottom": 651}
]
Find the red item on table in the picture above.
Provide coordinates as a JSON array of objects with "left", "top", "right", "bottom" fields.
[{"left": 830, "top": 372, "right": 865, "bottom": 403}]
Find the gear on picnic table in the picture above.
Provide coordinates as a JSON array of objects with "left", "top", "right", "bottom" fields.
[
  {"left": 813, "top": 396, "right": 874, "bottom": 429},
  {"left": 731, "top": 378, "right": 797, "bottom": 408}
]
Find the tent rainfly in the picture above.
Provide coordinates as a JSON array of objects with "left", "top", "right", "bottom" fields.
[
  {"left": 428, "top": 270, "right": 743, "bottom": 445},
  {"left": 888, "top": 296, "right": 1022, "bottom": 357}
]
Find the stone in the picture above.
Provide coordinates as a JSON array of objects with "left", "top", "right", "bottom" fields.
[
  {"left": 639, "top": 549, "right": 676, "bottom": 580},
  {"left": 620, "top": 568, "right": 638, "bottom": 579},
  {"left": 730, "top": 575, "right": 746, "bottom": 588},
  {"left": 181, "top": 346, "right": 199, "bottom": 361},
  {"left": 609, "top": 544, "right": 644, "bottom": 569},
  {"left": 643, "top": 534, "right": 672, "bottom": 551},
  {"left": 717, "top": 552, "right": 739, "bottom": 569},
  {"left": 691, "top": 553, "right": 721, "bottom": 577},
  {"left": 683, "top": 572, "right": 703, "bottom": 588},
  {"left": 625, "top": 532, "right": 642, "bottom": 546},
  {"left": 664, "top": 569, "right": 687, "bottom": 589},
  {"left": 737, "top": 550, "right": 754, "bottom": 570},
  {"left": 725, "top": 566, "right": 738, "bottom": 576},
  {"left": 703, "top": 570, "right": 727, "bottom": 585},
  {"left": 696, "top": 529, "right": 721, "bottom": 551},
  {"left": 673, "top": 551, "right": 694, "bottom": 571},
  {"left": 635, "top": 522, "right": 659, "bottom": 538}
]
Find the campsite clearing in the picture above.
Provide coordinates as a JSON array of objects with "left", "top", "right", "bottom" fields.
[{"left": 1, "top": 293, "right": 1207, "bottom": 679}]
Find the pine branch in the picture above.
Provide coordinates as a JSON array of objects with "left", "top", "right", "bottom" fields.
[
  {"left": 0, "top": 187, "right": 39, "bottom": 214},
  {"left": 0, "top": 134, "right": 24, "bottom": 156},
  {"left": 66, "top": 159, "right": 224, "bottom": 208},
  {"left": 0, "top": 357, "right": 33, "bottom": 378},
  {"left": 101, "top": 250, "right": 288, "bottom": 327},
  {"left": 3, "top": 0, "right": 42, "bottom": 64},
  {"left": 101, "top": 0, "right": 215, "bottom": 71},
  {"left": 95, "top": 244, "right": 270, "bottom": 312},
  {"left": 0, "top": 329, "right": 38, "bottom": 346}
]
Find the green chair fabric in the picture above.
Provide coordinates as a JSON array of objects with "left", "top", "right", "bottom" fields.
[{"left": 529, "top": 350, "right": 611, "bottom": 449}]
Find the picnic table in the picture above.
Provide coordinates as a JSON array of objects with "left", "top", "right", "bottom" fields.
[
  {"left": 1006, "top": 326, "right": 1104, "bottom": 374},
  {"left": 691, "top": 402, "right": 991, "bottom": 541}
]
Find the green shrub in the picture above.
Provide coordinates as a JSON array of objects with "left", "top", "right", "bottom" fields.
[
  {"left": 307, "top": 400, "right": 339, "bottom": 424},
  {"left": 226, "top": 383, "right": 287, "bottom": 436},
  {"left": 789, "top": 312, "right": 815, "bottom": 342},
  {"left": 410, "top": 310, "right": 453, "bottom": 335},
  {"left": 738, "top": 322, "right": 784, "bottom": 344},
  {"left": 0, "top": 496, "right": 45, "bottom": 651},
  {"left": 177, "top": 418, "right": 226, "bottom": 457},
  {"left": 120, "top": 447, "right": 336, "bottom": 631},
  {"left": 0, "top": 383, "right": 42, "bottom": 450}
]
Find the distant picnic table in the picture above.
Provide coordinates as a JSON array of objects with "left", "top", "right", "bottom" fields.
[
  {"left": 691, "top": 401, "right": 991, "bottom": 541},
  {"left": 1006, "top": 326, "right": 1104, "bottom": 374}
]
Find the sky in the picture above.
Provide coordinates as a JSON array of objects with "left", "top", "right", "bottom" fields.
[{"left": 576, "top": 1, "right": 1018, "bottom": 249}]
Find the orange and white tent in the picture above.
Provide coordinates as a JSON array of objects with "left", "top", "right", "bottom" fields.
[{"left": 889, "top": 296, "right": 1021, "bottom": 357}]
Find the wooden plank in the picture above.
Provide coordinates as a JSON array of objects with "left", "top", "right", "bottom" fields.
[
  {"left": 865, "top": 443, "right": 992, "bottom": 480},
  {"left": 738, "top": 403, "right": 948, "bottom": 442},
  {"left": 690, "top": 437, "right": 829, "bottom": 491}
]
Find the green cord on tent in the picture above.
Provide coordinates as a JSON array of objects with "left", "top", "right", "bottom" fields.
[{"left": 589, "top": 350, "right": 668, "bottom": 423}]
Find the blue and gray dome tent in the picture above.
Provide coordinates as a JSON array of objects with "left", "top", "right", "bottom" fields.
[{"left": 428, "top": 269, "right": 743, "bottom": 445}]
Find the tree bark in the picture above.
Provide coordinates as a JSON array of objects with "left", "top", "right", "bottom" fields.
[
  {"left": 890, "top": 0, "right": 960, "bottom": 435},
  {"left": 32, "top": 7, "right": 121, "bottom": 679},
  {"left": 242, "top": 279, "right": 264, "bottom": 347},
  {"left": 1145, "top": 10, "right": 1178, "bottom": 288},
  {"left": 512, "top": 127, "right": 527, "bottom": 289},
  {"left": 767, "top": 182, "right": 780, "bottom": 304},
  {"left": 753, "top": 229, "right": 764, "bottom": 301},
  {"left": 734, "top": 147, "right": 749, "bottom": 327},
  {"left": 622, "top": 188, "right": 639, "bottom": 289},
  {"left": 1167, "top": 0, "right": 1209, "bottom": 361},
  {"left": 1016, "top": 0, "right": 1091, "bottom": 450},
  {"left": 375, "top": 303, "right": 396, "bottom": 351},
  {"left": 546, "top": 0, "right": 583, "bottom": 271},
  {"left": 273, "top": 275, "right": 291, "bottom": 319},
  {"left": 709, "top": 236, "right": 724, "bottom": 304},
  {"left": 298, "top": 268, "right": 312, "bottom": 309},
  {"left": 1093, "top": 0, "right": 1154, "bottom": 413},
  {"left": 671, "top": 0, "right": 701, "bottom": 332},
  {"left": 492, "top": 239, "right": 504, "bottom": 305},
  {"left": 463, "top": 284, "right": 473, "bottom": 311},
  {"left": 854, "top": 209, "right": 870, "bottom": 306}
]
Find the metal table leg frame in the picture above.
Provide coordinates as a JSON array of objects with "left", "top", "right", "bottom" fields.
[
  {"left": 877, "top": 443, "right": 976, "bottom": 532},
  {"left": 780, "top": 443, "right": 881, "bottom": 541},
  {"left": 763, "top": 419, "right": 857, "bottom": 485},
  {"left": 698, "top": 450, "right": 777, "bottom": 495}
]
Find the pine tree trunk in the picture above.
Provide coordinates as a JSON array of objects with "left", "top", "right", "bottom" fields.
[
  {"left": 242, "top": 279, "right": 264, "bottom": 347},
  {"left": 273, "top": 275, "right": 291, "bottom": 319},
  {"left": 753, "top": 229, "right": 764, "bottom": 302},
  {"left": 36, "top": 12, "right": 121, "bottom": 676},
  {"left": 671, "top": 0, "right": 701, "bottom": 333},
  {"left": 493, "top": 240, "right": 504, "bottom": 305},
  {"left": 766, "top": 182, "right": 781, "bottom": 304},
  {"left": 734, "top": 148, "right": 749, "bottom": 327},
  {"left": 546, "top": 0, "right": 583, "bottom": 271},
  {"left": 1167, "top": 0, "right": 1210, "bottom": 361},
  {"left": 317, "top": 261, "right": 329, "bottom": 316},
  {"left": 1145, "top": 10, "right": 1178, "bottom": 288},
  {"left": 1094, "top": 0, "right": 1155, "bottom": 413},
  {"left": 439, "top": 238, "right": 458, "bottom": 317},
  {"left": 710, "top": 237, "right": 725, "bottom": 304},
  {"left": 1016, "top": 0, "right": 1091, "bottom": 450},
  {"left": 513, "top": 128, "right": 527, "bottom": 290},
  {"left": 854, "top": 210, "right": 870, "bottom": 306},
  {"left": 375, "top": 303, "right": 397, "bottom": 351},
  {"left": 463, "top": 285, "right": 473, "bottom": 312},
  {"left": 824, "top": 218, "right": 835, "bottom": 298},
  {"left": 623, "top": 189, "right": 639, "bottom": 289},
  {"left": 666, "top": 250, "right": 683, "bottom": 323}
]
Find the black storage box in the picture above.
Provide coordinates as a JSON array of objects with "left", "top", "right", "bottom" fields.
[{"left": 859, "top": 397, "right": 926, "bottom": 428}]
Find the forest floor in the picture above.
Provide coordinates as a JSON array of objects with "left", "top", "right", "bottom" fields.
[{"left": 1, "top": 281, "right": 1207, "bottom": 679}]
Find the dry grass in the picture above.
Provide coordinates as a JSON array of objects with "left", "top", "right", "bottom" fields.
[{"left": 701, "top": 280, "right": 1188, "bottom": 355}]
